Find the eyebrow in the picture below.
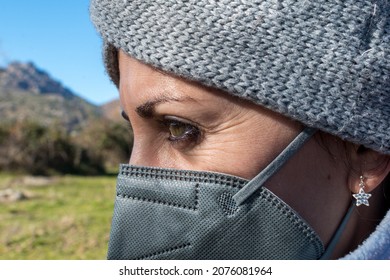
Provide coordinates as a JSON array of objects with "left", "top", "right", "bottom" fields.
[{"left": 136, "top": 96, "right": 195, "bottom": 118}]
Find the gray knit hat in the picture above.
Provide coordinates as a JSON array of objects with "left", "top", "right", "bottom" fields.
[{"left": 90, "top": 0, "right": 390, "bottom": 155}]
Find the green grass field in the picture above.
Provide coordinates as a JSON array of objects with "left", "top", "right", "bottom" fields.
[{"left": 0, "top": 173, "right": 116, "bottom": 259}]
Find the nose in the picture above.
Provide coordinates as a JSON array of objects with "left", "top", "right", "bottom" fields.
[
  {"left": 129, "top": 138, "right": 162, "bottom": 167},
  {"left": 129, "top": 139, "right": 149, "bottom": 166}
]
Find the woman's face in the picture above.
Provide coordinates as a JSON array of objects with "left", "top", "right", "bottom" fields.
[
  {"left": 118, "top": 51, "right": 353, "bottom": 252},
  {"left": 119, "top": 52, "right": 303, "bottom": 179}
]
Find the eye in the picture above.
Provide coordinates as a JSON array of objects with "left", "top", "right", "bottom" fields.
[
  {"left": 162, "top": 116, "right": 201, "bottom": 146},
  {"left": 121, "top": 110, "right": 130, "bottom": 122},
  {"left": 121, "top": 110, "right": 133, "bottom": 131}
]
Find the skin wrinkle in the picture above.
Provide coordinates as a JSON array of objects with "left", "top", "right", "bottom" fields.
[{"left": 118, "top": 50, "right": 390, "bottom": 259}]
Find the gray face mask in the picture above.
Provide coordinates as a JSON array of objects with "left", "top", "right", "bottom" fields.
[{"left": 107, "top": 128, "right": 352, "bottom": 259}]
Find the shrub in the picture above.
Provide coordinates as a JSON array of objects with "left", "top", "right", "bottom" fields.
[{"left": 0, "top": 121, "right": 109, "bottom": 175}]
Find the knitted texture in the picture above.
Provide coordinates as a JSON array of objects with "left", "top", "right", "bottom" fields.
[{"left": 90, "top": 0, "right": 390, "bottom": 154}]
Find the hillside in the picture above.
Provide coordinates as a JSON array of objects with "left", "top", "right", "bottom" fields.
[
  {"left": 0, "top": 62, "right": 104, "bottom": 131},
  {"left": 101, "top": 99, "right": 122, "bottom": 123},
  {"left": 0, "top": 61, "right": 129, "bottom": 175}
]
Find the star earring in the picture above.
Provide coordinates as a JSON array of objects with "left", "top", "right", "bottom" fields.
[{"left": 352, "top": 176, "right": 372, "bottom": 206}]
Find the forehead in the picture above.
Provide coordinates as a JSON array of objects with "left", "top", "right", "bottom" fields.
[{"left": 117, "top": 50, "right": 242, "bottom": 108}]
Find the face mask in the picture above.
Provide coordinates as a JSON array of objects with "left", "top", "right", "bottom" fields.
[{"left": 107, "top": 128, "right": 350, "bottom": 259}]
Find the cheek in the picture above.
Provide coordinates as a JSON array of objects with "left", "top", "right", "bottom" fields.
[
  {"left": 186, "top": 133, "right": 270, "bottom": 179},
  {"left": 157, "top": 131, "right": 272, "bottom": 179},
  {"left": 184, "top": 124, "right": 301, "bottom": 179}
]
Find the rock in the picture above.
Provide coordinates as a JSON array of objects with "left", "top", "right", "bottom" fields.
[{"left": 0, "top": 188, "right": 28, "bottom": 203}]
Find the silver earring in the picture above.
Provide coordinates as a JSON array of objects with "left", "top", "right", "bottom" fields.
[{"left": 352, "top": 176, "right": 372, "bottom": 206}]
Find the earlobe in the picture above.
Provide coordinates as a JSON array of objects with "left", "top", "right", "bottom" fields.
[{"left": 348, "top": 146, "right": 390, "bottom": 194}]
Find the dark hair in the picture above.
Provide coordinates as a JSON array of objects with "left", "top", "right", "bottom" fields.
[
  {"left": 104, "top": 43, "right": 120, "bottom": 88},
  {"left": 315, "top": 131, "right": 390, "bottom": 207}
]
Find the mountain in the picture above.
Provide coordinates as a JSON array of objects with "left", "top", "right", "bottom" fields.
[
  {"left": 0, "top": 62, "right": 104, "bottom": 131},
  {"left": 0, "top": 62, "right": 75, "bottom": 97}
]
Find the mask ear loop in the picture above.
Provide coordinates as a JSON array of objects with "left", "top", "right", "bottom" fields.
[
  {"left": 319, "top": 202, "right": 355, "bottom": 259},
  {"left": 233, "top": 126, "right": 317, "bottom": 206}
]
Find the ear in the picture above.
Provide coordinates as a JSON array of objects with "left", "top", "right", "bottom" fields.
[{"left": 348, "top": 146, "right": 390, "bottom": 194}]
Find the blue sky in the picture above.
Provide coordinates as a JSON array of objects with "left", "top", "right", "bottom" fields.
[{"left": 0, "top": 0, "right": 118, "bottom": 105}]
